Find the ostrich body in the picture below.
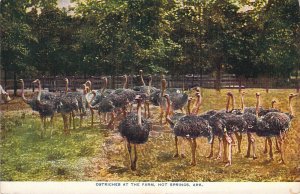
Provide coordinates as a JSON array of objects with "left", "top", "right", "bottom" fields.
[
  {"left": 32, "top": 79, "right": 58, "bottom": 138},
  {"left": 118, "top": 95, "right": 152, "bottom": 171},
  {"left": 165, "top": 92, "right": 213, "bottom": 166},
  {"left": 262, "top": 100, "right": 281, "bottom": 154},
  {"left": 256, "top": 93, "right": 297, "bottom": 164},
  {"left": 203, "top": 92, "right": 232, "bottom": 160},
  {"left": 0, "top": 84, "right": 11, "bottom": 104},
  {"left": 228, "top": 92, "right": 258, "bottom": 158},
  {"left": 165, "top": 94, "right": 193, "bottom": 158},
  {"left": 90, "top": 76, "right": 134, "bottom": 129}
]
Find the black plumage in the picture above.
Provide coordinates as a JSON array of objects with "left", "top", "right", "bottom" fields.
[
  {"left": 118, "top": 95, "right": 152, "bottom": 170},
  {"left": 118, "top": 113, "right": 152, "bottom": 144},
  {"left": 174, "top": 115, "right": 212, "bottom": 140},
  {"left": 256, "top": 112, "right": 291, "bottom": 137}
]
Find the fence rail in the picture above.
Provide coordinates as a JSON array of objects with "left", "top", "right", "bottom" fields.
[{"left": 1, "top": 75, "right": 300, "bottom": 92}]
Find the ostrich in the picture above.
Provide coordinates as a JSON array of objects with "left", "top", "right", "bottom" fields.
[
  {"left": 32, "top": 79, "right": 58, "bottom": 138},
  {"left": 64, "top": 78, "right": 89, "bottom": 128},
  {"left": 164, "top": 93, "right": 193, "bottom": 158},
  {"left": 261, "top": 99, "right": 281, "bottom": 154},
  {"left": 56, "top": 79, "right": 80, "bottom": 134},
  {"left": 133, "top": 71, "right": 155, "bottom": 118},
  {"left": 0, "top": 85, "right": 11, "bottom": 104},
  {"left": 152, "top": 79, "right": 188, "bottom": 125},
  {"left": 118, "top": 95, "right": 152, "bottom": 171},
  {"left": 256, "top": 93, "right": 297, "bottom": 164},
  {"left": 165, "top": 92, "right": 213, "bottom": 166},
  {"left": 202, "top": 91, "right": 232, "bottom": 159},
  {"left": 19, "top": 79, "right": 39, "bottom": 111},
  {"left": 89, "top": 77, "right": 133, "bottom": 130},
  {"left": 228, "top": 92, "right": 258, "bottom": 159}
]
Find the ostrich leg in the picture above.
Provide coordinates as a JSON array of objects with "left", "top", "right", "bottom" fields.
[
  {"left": 275, "top": 138, "right": 281, "bottom": 153},
  {"left": 146, "top": 101, "right": 151, "bottom": 118},
  {"left": 188, "top": 138, "right": 197, "bottom": 166},
  {"left": 234, "top": 132, "right": 242, "bottom": 153},
  {"left": 173, "top": 136, "right": 179, "bottom": 158},
  {"left": 267, "top": 137, "right": 273, "bottom": 161},
  {"left": 72, "top": 111, "right": 76, "bottom": 130},
  {"left": 250, "top": 133, "right": 257, "bottom": 159},
  {"left": 206, "top": 135, "right": 214, "bottom": 158},
  {"left": 215, "top": 137, "right": 223, "bottom": 160},
  {"left": 40, "top": 116, "right": 44, "bottom": 138},
  {"left": 225, "top": 133, "right": 232, "bottom": 167},
  {"left": 278, "top": 132, "right": 286, "bottom": 164},
  {"left": 50, "top": 115, "right": 54, "bottom": 137},
  {"left": 107, "top": 112, "right": 116, "bottom": 130},
  {"left": 132, "top": 144, "right": 138, "bottom": 171},
  {"left": 223, "top": 136, "right": 228, "bottom": 163},
  {"left": 245, "top": 132, "right": 252, "bottom": 158},
  {"left": 90, "top": 109, "right": 94, "bottom": 127},
  {"left": 126, "top": 140, "right": 134, "bottom": 171},
  {"left": 159, "top": 106, "right": 164, "bottom": 126},
  {"left": 263, "top": 138, "right": 268, "bottom": 154}
]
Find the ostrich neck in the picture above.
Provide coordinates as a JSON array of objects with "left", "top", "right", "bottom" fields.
[
  {"left": 231, "top": 95, "right": 235, "bottom": 111},
  {"left": 271, "top": 102, "right": 275, "bottom": 108},
  {"left": 140, "top": 72, "right": 145, "bottom": 86},
  {"left": 192, "top": 95, "right": 202, "bottom": 115},
  {"left": 161, "top": 83, "right": 166, "bottom": 97},
  {"left": 289, "top": 98, "right": 294, "bottom": 116},
  {"left": 37, "top": 82, "right": 42, "bottom": 103},
  {"left": 101, "top": 79, "right": 107, "bottom": 94},
  {"left": 241, "top": 95, "right": 245, "bottom": 113},
  {"left": 21, "top": 82, "right": 29, "bottom": 104},
  {"left": 65, "top": 82, "right": 69, "bottom": 93},
  {"left": 255, "top": 97, "right": 259, "bottom": 117},
  {"left": 137, "top": 102, "right": 142, "bottom": 126},
  {"left": 148, "top": 77, "right": 152, "bottom": 88},
  {"left": 226, "top": 96, "right": 230, "bottom": 112},
  {"left": 165, "top": 97, "right": 171, "bottom": 117},
  {"left": 187, "top": 100, "right": 192, "bottom": 115},
  {"left": 123, "top": 77, "right": 128, "bottom": 89}
]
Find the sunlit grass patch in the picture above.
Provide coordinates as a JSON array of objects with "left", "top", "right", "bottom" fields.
[{"left": 1, "top": 88, "right": 299, "bottom": 181}]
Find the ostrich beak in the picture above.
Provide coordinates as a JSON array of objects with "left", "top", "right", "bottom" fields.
[{"left": 32, "top": 79, "right": 39, "bottom": 84}]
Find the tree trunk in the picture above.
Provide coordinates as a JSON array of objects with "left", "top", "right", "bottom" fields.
[
  {"left": 216, "top": 63, "right": 222, "bottom": 91},
  {"left": 13, "top": 71, "right": 17, "bottom": 96},
  {"left": 4, "top": 67, "right": 7, "bottom": 90}
]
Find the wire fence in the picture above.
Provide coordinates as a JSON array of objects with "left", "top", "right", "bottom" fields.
[{"left": 1, "top": 74, "right": 300, "bottom": 93}]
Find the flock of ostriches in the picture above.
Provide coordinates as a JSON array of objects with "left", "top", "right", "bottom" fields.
[{"left": 17, "top": 70, "right": 297, "bottom": 171}]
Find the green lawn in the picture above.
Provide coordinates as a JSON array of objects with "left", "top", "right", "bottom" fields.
[{"left": 1, "top": 88, "right": 299, "bottom": 181}]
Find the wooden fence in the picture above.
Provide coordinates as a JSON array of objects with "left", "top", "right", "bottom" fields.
[{"left": 1, "top": 75, "right": 300, "bottom": 93}]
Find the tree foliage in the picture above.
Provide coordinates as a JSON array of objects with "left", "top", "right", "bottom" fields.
[{"left": 1, "top": 0, "right": 299, "bottom": 79}]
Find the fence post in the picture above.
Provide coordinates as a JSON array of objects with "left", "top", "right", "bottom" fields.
[
  {"left": 239, "top": 79, "right": 242, "bottom": 93},
  {"left": 32, "top": 80, "right": 35, "bottom": 92},
  {"left": 42, "top": 76, "right": 45, "bottom": 90},
  {"left": 297, "top": 78, "right": 299, "bottom": 93},
  {"left": 182, "top": 75, "right": 185, "bottom": 91},
  {"left": 266, "top": 78, "right": 269, "bottom": 93}
]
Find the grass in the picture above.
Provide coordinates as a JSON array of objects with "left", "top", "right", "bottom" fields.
[{"left": 0, "top": 88, "right": 299, "bottom": 181}]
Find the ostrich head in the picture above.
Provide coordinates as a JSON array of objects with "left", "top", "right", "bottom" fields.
[
  {"left": 226, "top": 91, "right": 233, "bottom": 112},
  {"left": 289, "top": 93, "right": 298, "bottom": 99},
  {"left": 135, "top": 94, "right": 142, "bottom": 101},
  {"left": 85, "top": 80, "right": 91, "bottom": 87},
  {"left": 271, "top": 99, "right": 277, "bottom": 108},
  {"left": 32, "top": 79, "right": 40, "bottom": 85}
]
